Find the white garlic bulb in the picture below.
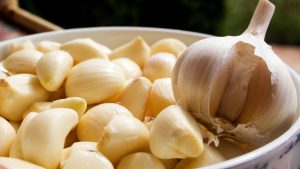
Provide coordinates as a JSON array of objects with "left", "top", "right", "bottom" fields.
[{"left": 172, "top": 0, "right": 298, "bottom": 145}]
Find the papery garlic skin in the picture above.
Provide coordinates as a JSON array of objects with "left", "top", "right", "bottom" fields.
[
  {"left": 143, "top": 53, "right": 177, "bottom": 82},
  {"left": 36, "top": 50, "right": 73, "bottom": 91},
  {"left": 3, "top": 49, "right": 43, "bottom": 74},
  {"left": 65, "top": 58, "right": 126, "bottom": 104},
  {"left": 172, "top": 0, "right": 297, "bottom": 145}
]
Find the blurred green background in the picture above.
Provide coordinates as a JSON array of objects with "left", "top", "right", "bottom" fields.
[{"left": 20, "top": 0, "right": 300, "bottom": 44}]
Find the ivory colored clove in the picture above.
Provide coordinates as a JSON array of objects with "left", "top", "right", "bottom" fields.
[
  {"left": 147, "top": 78, "right": 175, "bottom": 117},
  {"left": 117, "top": 152, "right": 166, "bottom": 169},
  {"left": 22, "top": 108, "right": 78, "bottom": 169},
  {"left": 172, "top": 0, "right": 296, "bottom": 145},
  {"left": 60, "top": 38, "right": 109, "bottom": 63},
  {"left": 0, "top": 117, "right": 16, "bottom": 156},
  {"left": 22, "top": 102, "right": 51, "bottom": 119},
  {"left": 109, "top": 36, "right": 150, "bottom": 67},
  {"left": 65, "top": 58, "right": 126, "bottom": 104},
  {"left": 113, "top": 58, "right": 142, "bottom": 80},
  {"left": 36, "top": 40, "right": 61, "bottom": 53},
  {"left": 97, "top": 115, "right": 149, "bottom": 164},
  {"left": 149, "top": 105, "right": 204, "bottom": 159},
  {"left": 36, "top": 50, "right": 73, "bottom": 91},
  {"left": 175, "top": 145, "right": 225, "bottom": 169},
  {"left": 143, "top": 52, "right": 177, "bottom": 82},
  {"left": 77, "top": 103, "right": 133, "bottom": 142},
  {"left": 0, "top": 74, "right": 49, "bottom": 121},
  {"left": 150, "top": 38, "right": 187, "bottom": 57},
  {"left": 3, "top": 40, "right": 35, "bottom": 58},
  {"left": 51, "top": 97, "right": 87, "bottom": 118},
  {"left": 3, "top": 49, "right": 43, "bottom": 74},
  {"left": 117, "top": 77, "right": 152, "bottom": 121},
  {"left": 0, "top": 157, "right": 45, "bottom": 169}
]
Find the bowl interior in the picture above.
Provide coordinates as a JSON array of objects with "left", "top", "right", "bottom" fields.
[{"left": 0, "top": 26, "right": 299, "bottom": 169}]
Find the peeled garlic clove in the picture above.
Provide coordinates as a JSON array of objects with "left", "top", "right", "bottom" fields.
[
  {"left": 3, "top": 40, "right": 35, "bottom": 58},
  {"left": 36, "top": 41, "right": 61, "bottom": 53},
  {"left": 51, "top": 97, "right": 87, "bottom": 118},
  {"left": 150, "top": 38, "right": 187, "bottom": 57},
  {"left": 60, "top": 38, "right": 109, "bottom": 63},
  {"left": 0, "top": 62, "right": 10, "bottom": 79},
  {"left": 172, "top": 0, "right": 296, "bottom": 145},
  {"left": 149, "top": 105, "right": 203, "bottom": 159},
  {"left": 0, "top": 157, "right": 45, "bottom": 169},
  {"left": 97, "top": 115, "right": 149, "bottom": 164},
  {"left": 117, "top": 152, "right": 166, "bottom": 169},
  {"left": 61, "top": 149, "right": 113, "bottom": 169},
  {"left": 117, "top": 77, "right": 152, "bottom": 121},
  {"left": 66, "top": 58, "right": 126, "bottom": 104},
  {"left": 0, "top": 117, "right": 16, "bottom": 156},
  {"left": 109, "top": 36, "right": 150, "bottom": 67},
  {"left": 77, "top": 103, "right": 133, "bottom": 142},
  {"left": 3, "top": 49, "right": 43, "bottom": 74},
  {"left": 147, "top": 78, "right": 175, "bottom": 117},
  {"left": 113, "top": 58, "right": 142, "bottom": 80},
  {"left": 36, "top": 50, "right": 73, "bottom": 91},
  {"left": 10, "top": 112, "right": 38, "bottom": 159},
  {"left": 0, "top": 74, "right": 49, "bottom": 121},
  {"left": 143, "top": 53, "right": 176, "bottom": 82},
  {"left": 22, "top": 102, "right": 51, "bottom": 119},
  {"left": 22, "top": 108, "right": 78, "bottom": 169},
  {"left": 174, "top": 145, "right": 225, "bottom": 169}
]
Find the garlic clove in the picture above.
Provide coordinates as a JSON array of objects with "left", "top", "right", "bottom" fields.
[
  {"left": 0, "top": 62, "right": 10, "bottom": 79},
  {"left": 65, "top": 58, "right": 126, "bottom": 104},
  {"left": 143, "top": 52, "right": 177, "bottom": 82},
  {"left": 22, "top": 108, "right": 78, "bottom": 169},
  {"left": 149, "top": 105, "right": 204, "bottom": 159},
  {"left": 171, "top": 0, "right": 296, "bottom": 145},
  {"left": 113, "top": 58, "right": 142, "bottom": 80},
  {"left": 77, "top": 103, "right": 133, "bottom": 142},
  {"left": 147, "top": 78, "right": 176, "bottom": 117},
  {"left": 36, "top": 50, "right": 73, "bottom": 91},
  {"left": 22, "top": 102, "right": 51, "bottom": 119},
  {"left": 117, "top": 152, "right": 166, "bottom": 169},
  {"left": 0, "top": 74, "right": 49, "bottom": 121},
  {"left": 3, "top": 40, "right": 35, "bottom": 58},
  {"left": 150, "top": 38, "right": 187, "bottom": 57},
  {"left": 60, "top": 38, "right": 109, "bottom": 63},
  {"left": 51, "top": 97, "right": 87, "bottom": 118},
  {"left": 36, "top": 41, "right": 61, "bottom": 53},
  {"left": 10, "top": 112, "right": 38, "bottom": 159},
  {"left": 117, "top": 77, "right": 152, "bottom": 121},
  {"left": 174, "top": 145, "right": 225, "bottom": 169},
  {"left": 97, "top": 114, "right": 149, "bottom": 164},
  {"left": 0, "top": 117, "right": 16, "bottom": 156},
  {"left": 109, "top": 36, "right": 150, "bottom": 67},
  {"left": 0, "top": 157, "right": 45, "bottom": 169},
  {"left": 3, "top": 49, "right": 43, "bottom": 74}
]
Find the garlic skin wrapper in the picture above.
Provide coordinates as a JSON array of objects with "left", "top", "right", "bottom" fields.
[{"left": 172, "top": 0, "right": 297, "bottom": 145}]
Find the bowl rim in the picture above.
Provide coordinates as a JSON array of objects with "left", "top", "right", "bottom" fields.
[{"left": 0, "top": 26, "right": 299, "bottom": 169}]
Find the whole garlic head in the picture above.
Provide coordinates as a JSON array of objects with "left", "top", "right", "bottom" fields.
[{"left": 172, "top": 0, "right": 298, "bottom": 146}]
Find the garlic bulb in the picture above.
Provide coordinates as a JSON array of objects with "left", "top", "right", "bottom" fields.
[
  {"left": 147, "top": 78, "right": 176, "bottom": 117},
  {"left": 151, "top": 38, "right": 187, "bottom": 57},
  {"left": 143, "top": 52, "right": 177, "bottom": 82},
  {"left": 0, "top": 74, "right": 49, "bottom": 121},
  {"left": 3, "top": 49, "right": 43, "bottom": 74},
  {"left": 65, "top": 58, "right": 126, "bottom": 104},
  {"left": 36, "top": 41, "right": 61, "bottom": 53},
  {"left": 172, "top": 0, "right": 297, "bottom": 145},
  {"left": 0, "top": 117, "right": 16, "bottom": 156},
  {"left": 109, "top": 37, "right": 150, "bottom": 67},
  {"left": 36, "top": 50, "right": 73, "bottom": 91},
  {"left": 117, "top": 152, "right": 166, "bottom": 169},
  {"left": 77, "top": 103, "right": 133, "bottom": 142},
  {"left": 60, "top": 38, "right": 109, "bottom": 63}
]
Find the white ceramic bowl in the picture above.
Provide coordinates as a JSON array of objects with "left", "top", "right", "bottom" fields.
[{"left": 0, "top": 27, "right": 299, "bottom": 169}]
